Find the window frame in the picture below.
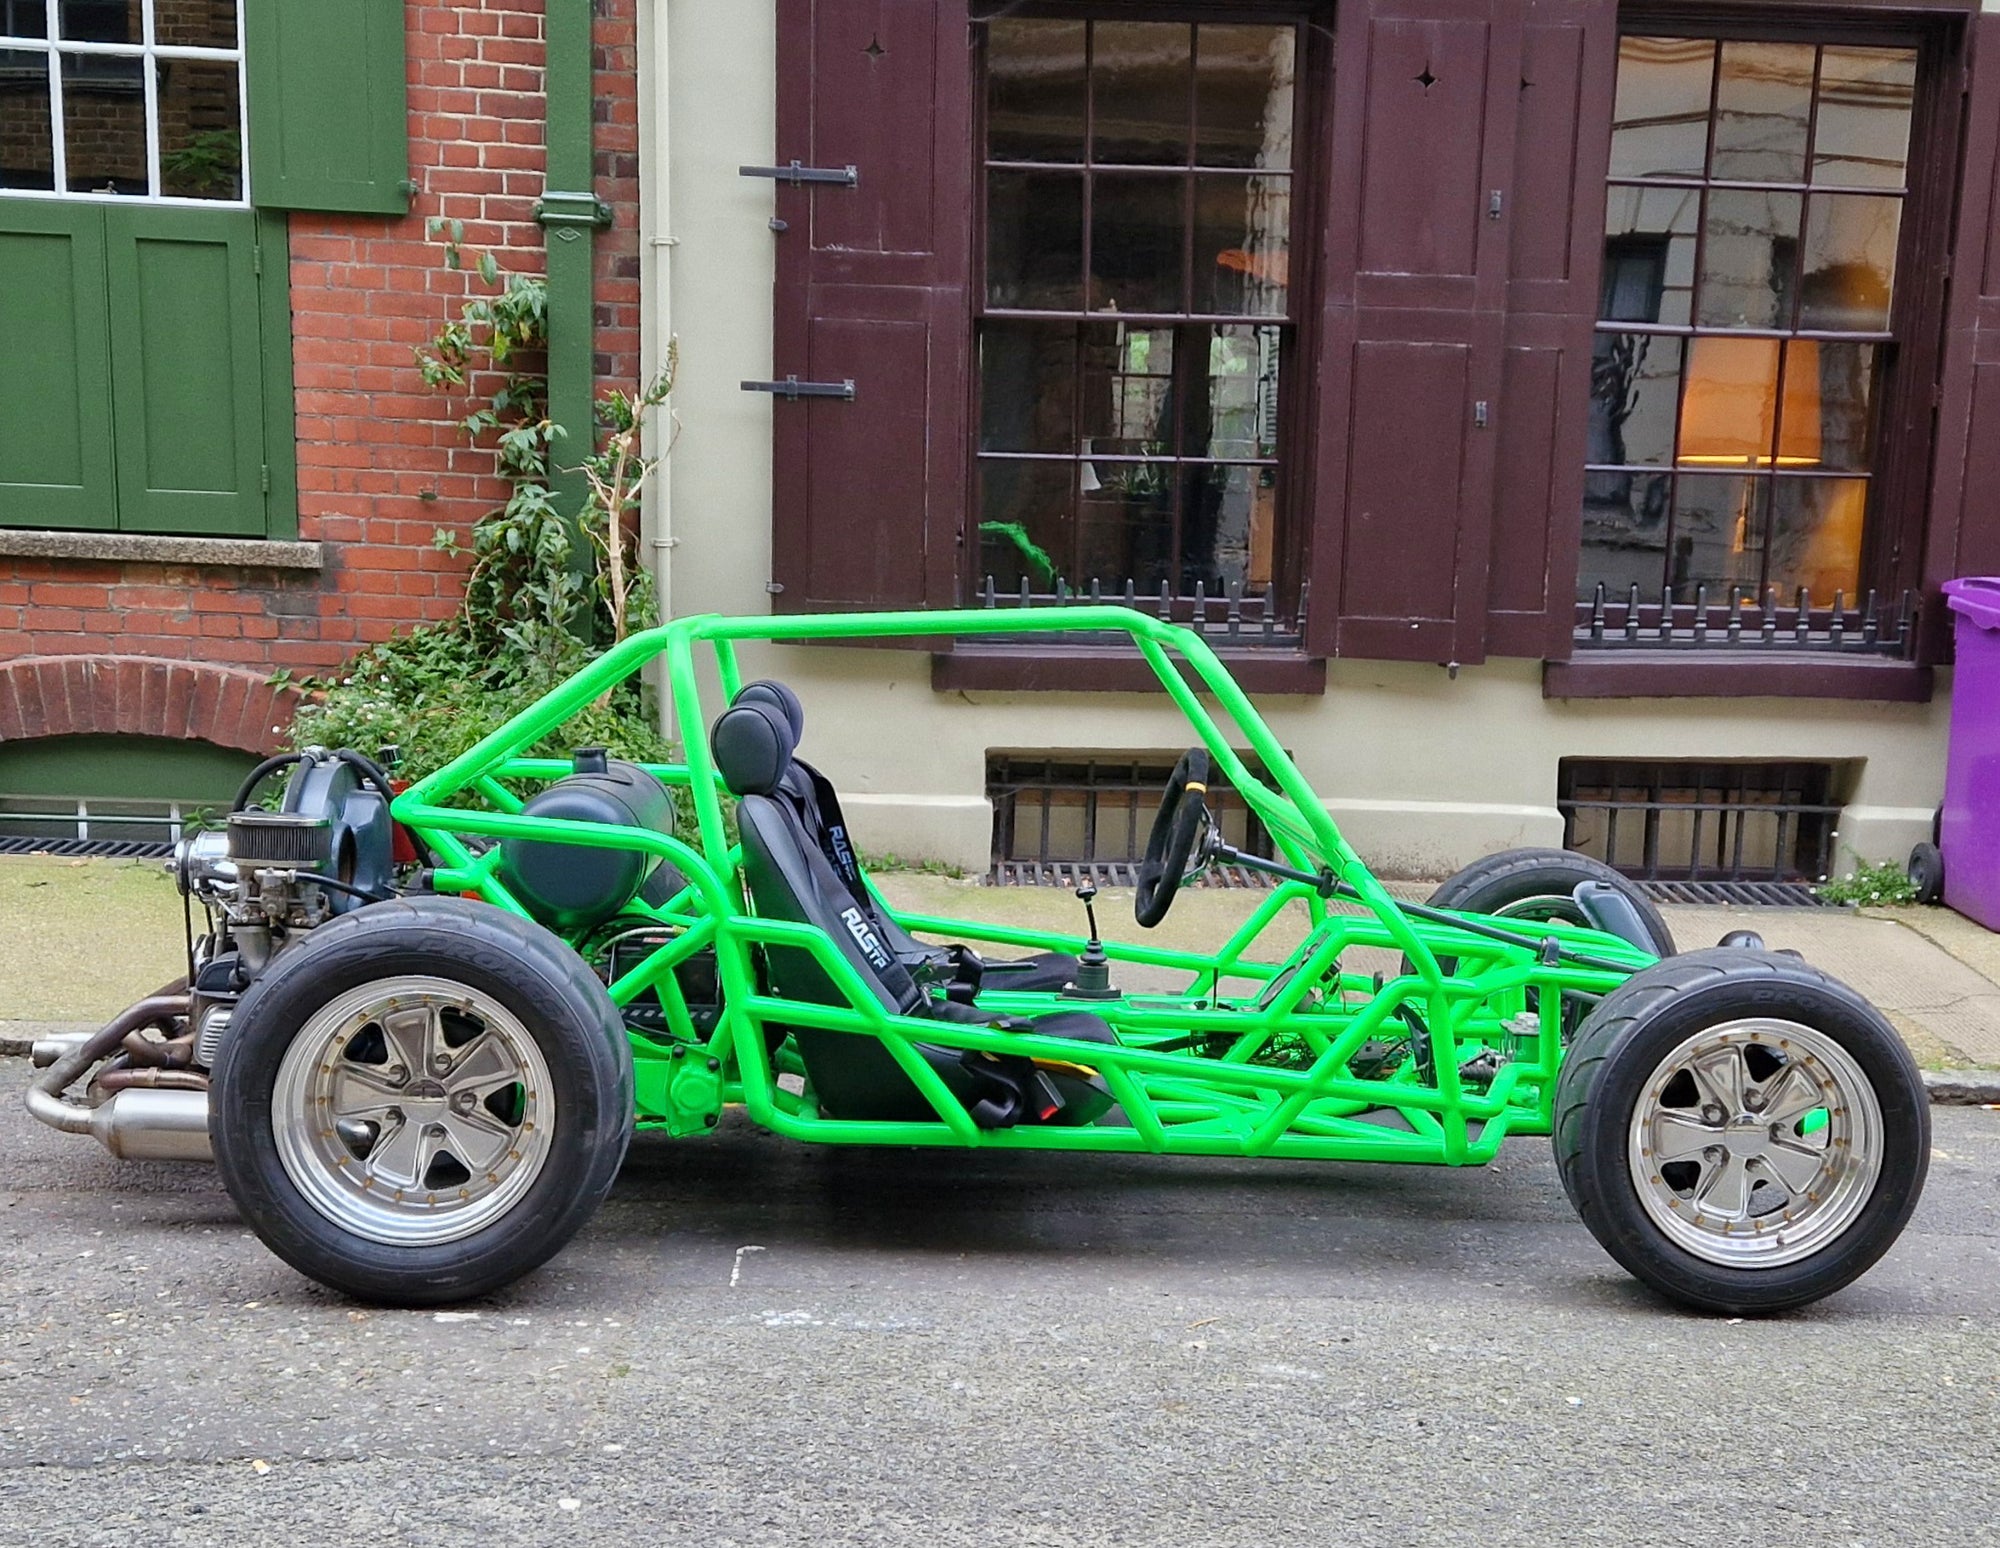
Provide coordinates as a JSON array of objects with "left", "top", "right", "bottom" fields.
[
  {"left": 1572, "top": 7, "right": 1964, "bottom": 659},
  {"left": 0, "top": 0, "right": 250, "bottom": 208},
  {"left": 966, "top": 2, "right": 1327, "bottom": 639}
]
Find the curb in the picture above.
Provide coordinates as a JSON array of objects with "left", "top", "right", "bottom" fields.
[{"left": 1923, "top": 1069, "right": 2000, "bottom": 1106}]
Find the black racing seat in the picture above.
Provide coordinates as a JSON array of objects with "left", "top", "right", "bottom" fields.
[
  {"left": 714, "top": 699, "right": 1115, "bottom": 1128},
  {"left": 730, "top": 679, "right": 1077, "bottom": 996}
]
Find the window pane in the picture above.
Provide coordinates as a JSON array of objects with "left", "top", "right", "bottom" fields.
[
  {"left": 1, "top": 4, "right": 47, "bottom": 41},
  {"left": 1812, "top": 47, "right": 1915, "bottom": 190},
  {"left": 1193, "top": 172, "right": 1287, "bottom": 316},
  {"left": 1786, "top": 339, "right": 1878, "bottom": 473},
  {"left": 1678, "top": 335, "right": 1780, "bottom": 467},
  {"left": 1799, "top": 192, "right": 1899, "bottom": 332},
  {"left": 979, "top": 324, "right": 1076, "bottom": 453},
  {"left": 0, "top": 49, "right": 54, "bottom": 189},
  {"left": 1711, "top": 41, "right": 1812, "bottom": 183},
  {"left": 1181, "top": 463, "right": 1272, "bottom": 592},
  {"left": 986, "top": 18, "right": 1084, "bottom": 163},
  {"left": 158, "top": 57, "right": 239, "bottom": 199},
  {"left": 979, "top": 460, "right": 1074, "bottom": 591},
  {"left": 1697, "top": 188, "right": 1801, "bottom": 329},
  {"left": 1580, "top": 469, "right": 1672, "bottom": 599},
  {"left": 1196, "top": 324, "right": 1281, "bottom": 459},
  {"left": 59, "top": 0, "right": 131, "bottom": 43},
  {"left": 1602, "top": 184, "right": 1699, "bottom": 324},
  {"left": 153, "top": 0, "right": 237, "bottom": 52},
  {"left": 1609, "top": 37, "right": 1713, "bottom": 181},
  {"left": 1768, "top": 477, "right": 1867, "bottom": 599},
  {"left": 1077, "top": 459, "right": 1174, "bottom": 588},
  {"left": 1589, "top": 332, "right": 1683, "bottom": 468},
  {"left": 1090, "top": 172, "right": 1184, "bottom": 313},
  {"left": 1194, "top": 24, "right": 1293, "bottom": 170},
  {"left": 987, "top": 169, "right": 1082, "bottom": 309},
  {"left": 1079, "top": 323, "right": 1172, "bottom": 451},
  {"left": 61, "top": 50, "right": 144, "bottom": 194},
  {"left": 1668, "top": 473, "right": 1765, "bottom": 595},
  {"left": 1093, "top": 21, "right": 1189, "bottom": 167}
]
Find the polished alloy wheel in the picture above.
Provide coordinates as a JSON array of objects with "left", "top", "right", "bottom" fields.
[
  {"left": 272, "top": 975, "right": 555, "bottom": 1246},
  {"left": 1626, "top": 1016, "right": 1883, "bottom": 1268}
]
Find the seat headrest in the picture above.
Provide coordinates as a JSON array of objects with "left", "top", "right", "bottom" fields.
[
  {"left": 712, "top": 701, "right": 797, "bottom": 797},
  {"left": 732, "top": 679, "right": 805, "bottom": 741}
]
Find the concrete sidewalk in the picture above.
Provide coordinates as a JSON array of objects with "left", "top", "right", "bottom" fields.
[{"left": 4, "top": 855, "right": 1998, "bottom": 1089}]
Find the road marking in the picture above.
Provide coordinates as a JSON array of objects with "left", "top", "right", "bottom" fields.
[{"left": 729, "top": 1243, "right": 766, "bottom": 1288}]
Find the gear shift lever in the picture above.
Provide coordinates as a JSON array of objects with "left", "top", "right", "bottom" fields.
[{"left": 1064, "top": 880, "right": 1118, "bottom": 1000}]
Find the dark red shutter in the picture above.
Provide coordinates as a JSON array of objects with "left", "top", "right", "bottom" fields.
[
  {"left": 769, "top": 0, "right": 971, "bottom": 613},
  {"left": 1486, "top": 0, "right": 1617, "bottom": 660},
  {"left": 1303, "top": 0, "right": 1522, "bottom": 662},
  {"left": 1926, "top": 14, "right": 2000, "bottom": 630}
]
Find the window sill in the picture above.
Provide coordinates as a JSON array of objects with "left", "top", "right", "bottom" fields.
[
  {"left": 931, "top": 644, "right": 1327, "bottom": 695},
  {"left": 1543, "top": 652, "right": 1933, "bottom": 703},
  {"left": 0, "top": 529, "right": 323, "bottom": 570}
]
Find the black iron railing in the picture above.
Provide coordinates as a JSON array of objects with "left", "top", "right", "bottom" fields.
[
  {"left": 1573, "top": 585, "right": 1918, "bottom": 656},
  {"left": 976, "top": 576, "right": 1306, "bottom": 650},
  {"left": 988, "top": 755, "right": 1276, "bottom": 881}
]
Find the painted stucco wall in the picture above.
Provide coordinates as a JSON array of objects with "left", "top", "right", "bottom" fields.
[{"left": 643, "top": 1, "right": 1948, "bottom": 879}]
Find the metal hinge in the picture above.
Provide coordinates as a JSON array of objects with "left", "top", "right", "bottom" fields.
[
  {"left": 740, "top": 160, "right": 858, "bottom": 187},
  {"left": 1473, "top": 400, "right": 1489, "bottom": 429},
  {"left": 252, "top": 244, "right": 261, "bottom": 277},
  {"left": 766, "top": 581, "right": 785, "bottom": 595},
  {"left": 260, "top": 464, "right": 271, "bottom": 495},
  {"left": 741, "top": 376, "right": 857, "bottom": 401}
]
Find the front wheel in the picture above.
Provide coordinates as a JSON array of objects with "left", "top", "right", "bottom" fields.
[
  {"left": 1554, "top": 948, "right": 1928, "bottom": 1314},
  {"left": 1427, "top": 847, "right": 1676, "bottom": 957},
  {"left": 210, "top": 897, "right": 633, "bottom": 1305}
]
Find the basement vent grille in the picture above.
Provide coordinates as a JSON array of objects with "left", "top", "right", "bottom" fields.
[{"left": 1560, "top": 759, "right": 1842, "bottom": 888}]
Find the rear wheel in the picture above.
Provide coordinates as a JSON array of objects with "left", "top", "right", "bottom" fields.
[
  {"left": 210, "top": 897, "right": 632, "bottom": 1305},
  {"left": 1554, "top": 948, "right": 1928, "bottom": 1314},
  {"left": 1427, "top": 847, "right": 1676, "bottom": 957},
  {"left": 1907, "top": 841, "right": 1944, "bottom": 905}
]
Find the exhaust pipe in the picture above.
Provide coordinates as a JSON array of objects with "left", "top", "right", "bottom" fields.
[
  {"left": 83, "top": 1088, "right": 213, "bottom": 1161},
  {"left": 24, "top": 988, "right": 212, "bottom": 1163}
]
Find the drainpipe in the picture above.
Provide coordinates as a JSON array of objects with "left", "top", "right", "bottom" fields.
[
  {"left": 639, "top": 0, "right": 675, "bottom": 628},
  {"left": 536, "top": 0, "right": 613, "bottom": 584}
]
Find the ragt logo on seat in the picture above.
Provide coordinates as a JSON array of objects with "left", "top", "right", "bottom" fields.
[{"left": 839, "top": 906, "right": 892, "bottom": 971}]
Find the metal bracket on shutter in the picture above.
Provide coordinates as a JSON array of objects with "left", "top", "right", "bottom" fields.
[
  {"left": 741, "top": 376, "right": 857, "bottom": 401},
  {"left": 739, "top": 160, "right": 859, "bottom": 187},
  {"left": 534, "top": 191, "right": 615, "bottom": 230}
]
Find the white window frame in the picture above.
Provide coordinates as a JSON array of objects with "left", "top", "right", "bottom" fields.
[{"left": 0, "top": 0, "right": 248, "bottom": 206}]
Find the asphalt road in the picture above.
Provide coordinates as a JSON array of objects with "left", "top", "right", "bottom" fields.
[{"left": 2, "top": 1058, "right": 1997, "bottom": 1547}]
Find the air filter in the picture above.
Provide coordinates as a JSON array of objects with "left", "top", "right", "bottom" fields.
[{"left": 227, "top": 811, "right": 332, "bottom": 870}]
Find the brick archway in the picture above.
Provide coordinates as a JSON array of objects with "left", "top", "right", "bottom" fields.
[{"left": 0, "top": 656, "right": 303, "bottom": 755}]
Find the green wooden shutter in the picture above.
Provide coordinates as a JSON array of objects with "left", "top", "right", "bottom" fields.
[
  {"left": 0, "top": 204, "right": 115, "bottom": 531},
  {"left": 244, "top": 0, "right": 410, "bottom": 215},
  {"left": 103, "top": 206, "right": 268, "bottom": 537}
]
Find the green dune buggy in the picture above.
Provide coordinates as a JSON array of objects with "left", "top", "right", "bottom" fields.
[{"left": 26, "top": 607, "right": 1930, "bottom": 1312}]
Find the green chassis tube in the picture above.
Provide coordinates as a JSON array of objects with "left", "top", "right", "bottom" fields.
[{"left": 392, "top": 607, "right": 1658, "bottom": 1166}]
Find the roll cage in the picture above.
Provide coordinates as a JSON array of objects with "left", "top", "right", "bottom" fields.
[{"left": 392, "top": 608, "right": 1656, "bottom": 1163}]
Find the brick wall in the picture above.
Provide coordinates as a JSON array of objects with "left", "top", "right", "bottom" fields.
[{"left": 0, "top": 0, "right": 643, "bottom": 753}]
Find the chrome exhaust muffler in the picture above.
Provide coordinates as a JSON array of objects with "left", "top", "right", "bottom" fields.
[{"left": 23, "top": 987, "right": 213, "bottom": 1162}]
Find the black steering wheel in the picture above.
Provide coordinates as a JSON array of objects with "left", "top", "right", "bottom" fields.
[{"left": 1134, "top": 748, "right": 1215, "bottom": 928}]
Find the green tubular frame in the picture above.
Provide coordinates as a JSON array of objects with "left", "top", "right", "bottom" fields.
[{"left": 394, "top": 608, "right": 1657, "bottom": 1165}]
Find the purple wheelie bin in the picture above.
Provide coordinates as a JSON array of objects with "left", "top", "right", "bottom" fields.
[{"left": 1941, "top": 578, "right": 2000, "bottom": 930}]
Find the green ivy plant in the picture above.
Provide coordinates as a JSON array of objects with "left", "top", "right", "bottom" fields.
[{"left": 282, "top": 222, "right": 677, "bottom": 782}]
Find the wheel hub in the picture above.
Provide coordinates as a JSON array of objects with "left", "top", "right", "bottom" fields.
[
  {"left": 271, "top": 975, "right": 556, "bottom": 1247},
  {"left": 1627, "top": 1018, "right": 1883, "bottom": 1268}
]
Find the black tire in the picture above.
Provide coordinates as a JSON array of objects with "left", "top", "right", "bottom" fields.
[
  {"left": 1553, "top": 948, "right": 1929, "bottom": 1314},
  {"left": 1907, "top": 841, "right": 1945, "bottom": 905},
  {"left": 210, "top": 897, "right": 633, "bottom": 1305},
  {"left": 1427, "top": 847, "right": 1677, "bottom": 958}
]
